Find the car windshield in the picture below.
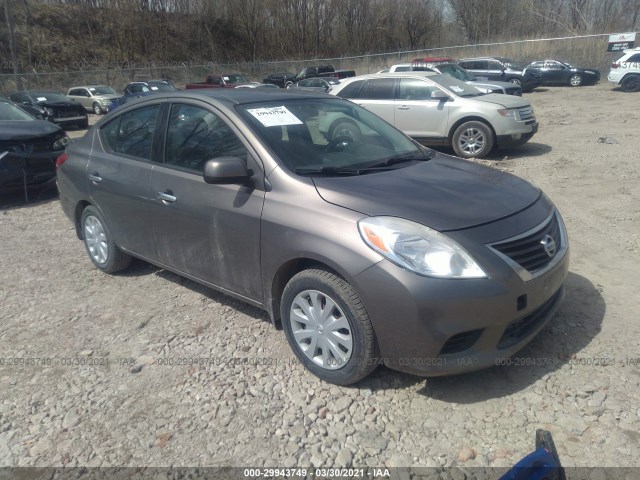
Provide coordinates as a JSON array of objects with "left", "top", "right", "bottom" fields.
[
  {"left": 429, "top": 74, "right": 484, "bottom": 97},
  {"left": 237, "top": 98, "right": 426, "bottom": 175},
  {"left": 436, "top": 64, "right": 473, "bottom": 81},
  {"left": 148, "top": 82, "right": 177, "bottom": 92},
  {"left": 32, "top": 92, "right": 67, "bottom": 102},
  {"left": 0, "top": 102, "right": 35, "bottom": 121},
  {"left": 223, "top": 74, "right": 249, "bottom": 84},
  {"left": 501, "top": 59, "right": 522, "bottom": 70},
  {"left": 89, "top": 86, "right": 116, "bottom": 95}
]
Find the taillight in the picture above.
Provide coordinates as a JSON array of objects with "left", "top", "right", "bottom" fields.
[
  {"left": 611, "top": 62, "right": 620, "bottom": 69},
  {"left": 56, "top": 153, "right": 69, "bottom": 167}
]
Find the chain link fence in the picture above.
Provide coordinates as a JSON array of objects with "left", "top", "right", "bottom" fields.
[{"left": 0, "top": 33, "right": 631, "bottom": 94}]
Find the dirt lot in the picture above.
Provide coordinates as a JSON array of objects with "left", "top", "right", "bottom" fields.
[{"left": 1, "top": 83, "right": 639, "bottom": 475}]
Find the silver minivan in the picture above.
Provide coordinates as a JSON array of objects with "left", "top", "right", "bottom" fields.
[{"left": 329, "top": 72, "right": 538, "bottom": 158}]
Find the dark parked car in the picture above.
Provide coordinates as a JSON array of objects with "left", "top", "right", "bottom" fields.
[
  {"left": 289, "top": 77, "right": 340, "bottom": 92},
  {"left": 123, "top": 80, "right": 178, "bottom": 96},
  {"left": 262, "top": 72, "right": 297, "bottom": 88},
  {"left": 9, "top": 91, "right": 88, "bottom": 129},
  {"left": 524, "top": 60, "right": 600, "bottom": 87},
  {"left": 57, "top": 89, "right": 568, "bottom": 385},
  {"left": 458, "top": 57, "right": 542, "bottom": 92},
  {"left": 0, "top": 98, "right": 69, "bottom": 194}
]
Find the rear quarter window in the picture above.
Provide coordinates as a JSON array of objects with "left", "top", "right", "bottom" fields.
[
  {"left": 356, "top": 78, "right": 395, "bottom": 100},
  {"left": 336, "top": 80, "right": 365, "bottom": 98}
]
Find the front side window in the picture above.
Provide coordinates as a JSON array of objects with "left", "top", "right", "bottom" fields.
[
  {"left": 100, "top": 104, "right": 160, "bottom": 160},
  {"left": 164, "top": 104, "right": 247, "bottom": 173},
  {"left": 398, "top": 79, "right": 436, "bottom": 100}
]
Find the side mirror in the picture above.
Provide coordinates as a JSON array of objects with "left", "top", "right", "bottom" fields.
[
  {"left": 430, "top": 90, "right": 450, "bottom": 101},
  {"left": 203, "top": 156, "right": 252, "bottom": 184}
]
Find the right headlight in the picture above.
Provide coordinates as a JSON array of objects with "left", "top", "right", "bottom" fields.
[{"left": 358, "top": 217, "right": 487, "bottom": 279}]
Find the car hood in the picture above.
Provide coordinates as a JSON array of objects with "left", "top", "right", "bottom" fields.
[
  {"left": 312, "top": 154, "right": 540, "bottom": 231},
  {"left": 0, "top": 120, "right": 63, "bottom": 141},
  {"left": 473, "top": 93, "right": 529, "bottom": 108},
  {"left": 94, "top": 94, "right": 122, "bottom": 101}
]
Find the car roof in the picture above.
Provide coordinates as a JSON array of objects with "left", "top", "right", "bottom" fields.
[
  {"left": 121, "top": 88, "right": 332, "bottom": 107},
  {"left": 15, "top": 90, "right": 62, "bottom": 94},
  {"left": 353, "top": 72, "right": 439, "bottom": 79},
  {"left": 69, "top": 84, "right": 109, "bottom": 89}
]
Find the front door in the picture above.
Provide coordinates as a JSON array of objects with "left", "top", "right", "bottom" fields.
[
  {"left": 148, "top": 101, "right": 266, "bottom": 301},
  {"left": 394, "top": 78, "right": 448, "bottom": 141}
]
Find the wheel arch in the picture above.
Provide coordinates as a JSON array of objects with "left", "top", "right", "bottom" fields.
[
  {"left": 447, "top": 116, "right": 496, "bottom": 143},
  {"left": 74, "top": 200, "right": 92, "bottom": 239},
  {"left": 267, "top": 257, "right": 351, "bottom": 328}
]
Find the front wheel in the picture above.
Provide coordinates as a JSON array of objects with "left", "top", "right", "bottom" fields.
[
  {"left": 568, "top": 74, "right": 582, "bottom": 87},
  {"left": 81, "top": 206, "right": 131, "bottom": 273},
  {"left": 620, "top": 75, "right": 640, "bottom": 92},
  {"left": 285, "top": 81, "right": 294, "bottom": 89},
  {"left": 451, "top": 121, "right": 494, "bottom": 159},
  {"left": 92, "top": 102, "right": 103, "bottom": 115},
  {"left": 507, "top": 78, "right": 522, "bottom": 86},
  {"left": 281, "top": 269, "right": 379, "bottom": 385}
]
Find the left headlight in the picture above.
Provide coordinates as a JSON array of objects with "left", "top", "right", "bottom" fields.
[
  {"left": 358, "top": 217, "right": 487, "bottom": 279},
  {"left": 52, "top": 135, "right": 70, "bottom": 150}
]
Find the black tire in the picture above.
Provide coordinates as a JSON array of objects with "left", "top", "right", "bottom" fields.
[
  {"left": 80, "top": 206, "right": 131, "bottom": 273},
  {"left": 78, "top": 118, "right": 89, "bottom": 129},
  {"left": 281, "top": 269, "right": 379, "bottom": 385},
  {"left": 620, "top": 75, "right": 640, "bottom": 93},
  {"left": 451, "top": 121, "right": 494, "bottom": 159},
  {"left": 329, "top": 121, "right": 363, "bottom": 142},
  {"left": 92, "top": 102, "right": 103, "bottom": 115},
  {"left": 568, "top": 74, "right": 582, "bottom": 87}
]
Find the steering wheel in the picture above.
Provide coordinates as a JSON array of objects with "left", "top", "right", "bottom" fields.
[{"left": 324, "top": 135, "right": 354, "bottom": 152}]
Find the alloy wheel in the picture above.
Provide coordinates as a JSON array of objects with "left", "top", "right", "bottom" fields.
[{"left": 84, "top": 215, "right": 108, "bottom": 264}]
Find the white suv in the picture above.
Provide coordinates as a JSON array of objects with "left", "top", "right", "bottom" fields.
[
  {"left": 327, "top": 72, "right": 538, "bottom": 159},
  {"left": 607, "top": 47, "right": 640, "bottom": 92}
]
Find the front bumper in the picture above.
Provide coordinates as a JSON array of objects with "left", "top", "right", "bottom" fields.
[
  {"left": 497, "top": 121, "right": 538, "bottom": 148},
  {"left": 0, "top": 150, "right": 61, "bottom": 188},
  {"left": 351, "top": 206, "right": 569, "bottom": 376}
]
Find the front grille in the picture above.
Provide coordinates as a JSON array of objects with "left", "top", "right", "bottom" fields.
[
  {"left": 440, "top": 329, "right": 483, "bottom": 355},
  {"left": 491, "top": 212, "right": 561, "bottom": 273},
  {"left": 518, "top": 106, "right": 535, "bottom": 122},
  {"left": 498, "top": 286, "right": 563, "bottom": 349}
]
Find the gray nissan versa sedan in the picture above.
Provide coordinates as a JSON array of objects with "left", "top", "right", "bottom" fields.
[{"left": 56, "top": 89, "right": 569, "bottom": 385}]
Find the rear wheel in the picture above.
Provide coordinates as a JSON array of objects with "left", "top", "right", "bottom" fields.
[
  {"left": 506, "top": 78, "right": 522, "bottom": 86},
  {"left": 281, "top": 269, "right": 379, "bottom": 385},
  {"left": 568, "top": 74, "right": 582, "bottom": 87},
  {"left": 451, "top": 121, "right": 494, "bottom": 159},
  {"left": 329, "top": 121, "right": 363, "bottom": 142},
  {"left": 81, "top": 206, "right": 131, "bottom": 273},
  {"left": 620, "top": 75, "right": 640, "bottom": 92}
]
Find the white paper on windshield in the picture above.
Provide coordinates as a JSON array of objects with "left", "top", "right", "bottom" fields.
[
  {"left": 450, "top": 86, "right": 464, "bottom": 93},
  {"left": 247, "top": 106, "right": 303, "bottom": 127},
  {"left": 37, "top": 97, "right": 47, "bottom": 101},
  {"left": 89, "top": 88, "right": 96, "bottom": 92},
  {"left": 223, "top": 76, "right": 230, "bottom": 81}
]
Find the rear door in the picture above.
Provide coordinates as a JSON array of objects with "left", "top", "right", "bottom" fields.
[
  {"left": 349, "top": 78, "right": 396, "bottom": 125},
  {"left": 485, "top": 60, "right": 505, "bottom": 80},
  {"left": 87, "top": 102, "right": 162, "bottom": 259},
  {"left": 148, "top": 101, "right": 266, "bottom": 301},
  {"left": 394, "top": 78, "right": 448, "bottom": 141}
]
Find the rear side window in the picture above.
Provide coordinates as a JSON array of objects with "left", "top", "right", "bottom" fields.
[
  {"left": 356, "top": 78, "right": 395, "bottom": 100},
  {"left": 100, "top": 104, "right": 160, "bottom": 160},
  {"left": 337, "top": 80, "right": 365, "bottom": 98}
]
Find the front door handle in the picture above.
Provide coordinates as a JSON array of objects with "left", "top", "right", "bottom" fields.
[
  {"left": 88, "top": 173, "right": 102, "bottom": 184},
  {"left": 157, "top": 191, "right": 177, "bottom": 204},
  {"left": 398, "top": 105, "right": 410, "bottom": 110}
]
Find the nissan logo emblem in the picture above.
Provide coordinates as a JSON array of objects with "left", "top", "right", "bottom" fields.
[{"left": 540, "top": 234, "right": 557, "bottom": 258}]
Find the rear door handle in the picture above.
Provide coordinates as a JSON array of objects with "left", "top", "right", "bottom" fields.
[
  {"left": 88, "top": 173, "right": 102, "bottom": 184},
  {"left": 157, "top": 191, "right": 177, "bottom": 204}
]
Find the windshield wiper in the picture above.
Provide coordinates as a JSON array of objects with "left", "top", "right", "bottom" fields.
[
  {"left": 360, "top": 151, "right": 434, "bottom": 169},
  {"left": 294, "top": 166, "right": 364, "bottom": 176}
]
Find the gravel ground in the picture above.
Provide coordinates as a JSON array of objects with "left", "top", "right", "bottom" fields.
[{"left": 0, "top": 85, "right": 639, "bottom": 475}]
